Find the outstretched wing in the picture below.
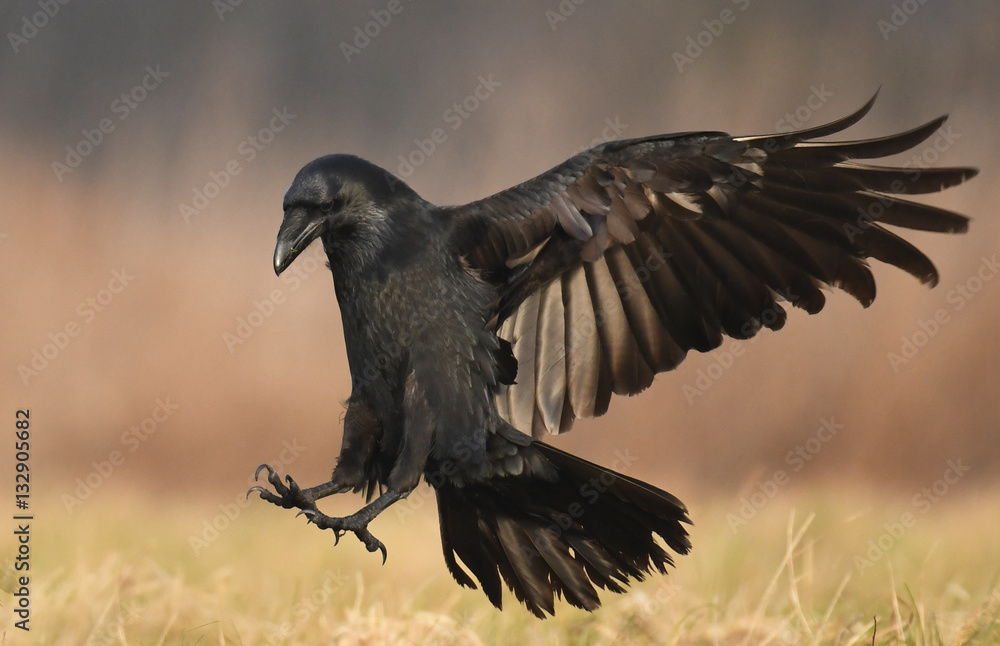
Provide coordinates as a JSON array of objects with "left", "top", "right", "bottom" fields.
[{"left": 445, "top": 93, "right": 977, "bottom": 437}]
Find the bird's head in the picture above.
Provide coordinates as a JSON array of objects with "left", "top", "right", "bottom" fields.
[{"left": 274, "top": 154, "right": 416, "bottom": 276}]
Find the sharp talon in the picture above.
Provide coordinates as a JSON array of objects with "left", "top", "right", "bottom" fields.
[
  {"left": 250, "top": 469, "right": 395, "bottom": 559},
  {"left": 246, "top": 485, "right": 267, "bottom": 500}
]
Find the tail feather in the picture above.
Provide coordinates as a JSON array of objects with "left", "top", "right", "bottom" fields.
[{"left": 435, "top": 441, "right": 691, "bottom": 617}]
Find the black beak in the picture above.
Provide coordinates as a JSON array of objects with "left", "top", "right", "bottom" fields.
[{"left": 273, "top": 211, "right": 323, "bottom": 276}]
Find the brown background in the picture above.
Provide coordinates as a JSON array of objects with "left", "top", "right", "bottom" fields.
[{"left": 2, "top": 2, "right": 998, "bottom": 517}]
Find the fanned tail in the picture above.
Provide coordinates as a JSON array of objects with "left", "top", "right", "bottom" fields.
[{"left": 434, "top": 441, "right": 690, "bottom": 617}]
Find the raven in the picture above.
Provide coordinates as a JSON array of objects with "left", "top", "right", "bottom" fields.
[{"left": 251, "top": 94, "right": 976, "bottom": 617}]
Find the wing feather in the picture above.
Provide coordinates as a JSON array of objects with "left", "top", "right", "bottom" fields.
[
  {"left": 562, "top": 265, "right": 600, "bottom": 420},
  {"left": 604, "top": 246, "right": 679, "bottom": 372},
  {"left": 534, "top": 280, "right": 567, "bottom": 434},
  {"left": 506, "top": 295, "right": 537, "bottom": 433},
  {"left": 585, "top": 256, "right": 654, "bottom": 397},
  {"left": 445, "top": 94, "right": 976, "bottom": 435}
]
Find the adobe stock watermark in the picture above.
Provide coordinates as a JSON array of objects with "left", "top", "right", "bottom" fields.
[
  {"left": 903, "top": 124, "right": 963, "bottom": 171},
  {"left": 887, "top": 252, "right": 999, "bottom": 372},
  {"left": 681, "top": 289, "right": 797, "bottom": 405},
  {"left": 537, "top": 244, "right": 673, "bottom": 384},
  {"left": 340, "top": 0, "right": 415, "bottom": 62},
  {"left": 179, "top": 106, "right": 296, "bottom": 223},
  {"left": 627, "top": 579, "right": 680, "bottom": 626},
  {"left": 394, "top": 444, "right": 640, "bottom": 528},
  {"left": 7, "top": 0, "right": 71, "bottom": 54},
  {"left": 212, "top": 0, "right": 244, "bottom": 21},
  {"left": 391, "top": 74, "right": 501, "bottom": 182},
  {"left": 259, "top": 569, "right": 350, "bottom": 645},
  {"left": 672, "top": 0, "right": 752, "bottom": 74},
  {"left": 394, "top": 442, "right": 647, "bottom": 586},
  {"left": 774, "top": 84, "right": 833, "bottom": 132},
  {"left": 844, "top": 124, "right": 963, "bottom": 243},
  {"left": 52, "top": 64, "right": 169, "bottom": 182},
  {"left": 544, "top": 0, "right": 589, "bottom": 31},
  {"left": 222, "top": 244, "right": 326, "bottom": 354},
  {"left": 508, "top": 447, "right": 643, "bottom": 571},
  {"left": 877, "top": 0, "right": 931, "bottom": 41},
  {"left": 189, "top": 438, "right": 305, "bottom": 555},
  {"left": 573, "top": 116, "right": 628, "bottom": 154},
  {"left": 18, "top": 268, "right": 136, "bottom": 385},
  {"left": 727, "top": 416, "right": 843, "bottom": 532},
  {"left": 853, "top": 458, "right": 970, "bottom": 573},
  {"left": 85, "top": 601, "right": 142, "bottom": 646},
  {"left": 347, "top": 281, "right": 479, "bottom": 392},
  {"left": 62, "top": 397, "right": 179, "bottom": 513},
  {"left": 393, "top": 436, "right": 486, "bottom": 524}
]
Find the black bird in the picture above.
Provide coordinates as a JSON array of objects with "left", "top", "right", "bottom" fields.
[{"left": 251, "top": 94, "right": 976, "bottom": 617}]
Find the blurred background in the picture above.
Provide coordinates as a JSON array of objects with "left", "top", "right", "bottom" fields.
[{"left": 2, "top": 1, "right": 998, "bottom": 530}]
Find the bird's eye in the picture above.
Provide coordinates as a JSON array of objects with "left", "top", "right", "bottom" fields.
[{"left": 322, "top": 195, "right": 345, "bottom": 212}]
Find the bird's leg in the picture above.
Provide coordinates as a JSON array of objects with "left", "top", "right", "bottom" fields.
[
  {"left": 248, "top": 464, "right": 349, "bottom": 515},
  {"left": 249, "top": 464, "right": 403, "bottom": 562},
  {"left": 249, "top": 400, "right": 381, "bottom": 514},
  {"left": 298, "top": 489, "right": 404, "bottom": 563},
  {"left": 296, "top": 369, "right": 432, "bottom": 561}
]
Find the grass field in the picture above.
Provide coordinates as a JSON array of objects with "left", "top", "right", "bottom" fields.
[{"left": 2, "top": 486, "right": 999, "bottom": 645}]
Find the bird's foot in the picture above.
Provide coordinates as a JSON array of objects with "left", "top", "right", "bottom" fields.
[
  {"left": 248, "top": 464, "right": 319, "bottom": 513},
  {"left": 248, "top": 464, "right": 392, "bottom": 562},
  {"left": 298, "top": 507, "right": 388, "bottom": 563}
]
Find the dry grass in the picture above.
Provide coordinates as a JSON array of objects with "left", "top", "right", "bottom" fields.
[{"left": 2, "top": 487, "right": 998, "bottom": 645}]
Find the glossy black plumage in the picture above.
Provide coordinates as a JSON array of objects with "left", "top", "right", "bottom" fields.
[{"left": 253, "top": 95, "right": 975, "bottom": 617}]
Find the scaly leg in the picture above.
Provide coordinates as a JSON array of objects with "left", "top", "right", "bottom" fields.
[
  {"left": 248, "top": 464, "right": 403, "bottom": 562},
  {"left": 298, "top": 489, "right": 404, "bottom": 563},
  {"left": 248, "top": 463, "right": 348, "bottom": 513}
]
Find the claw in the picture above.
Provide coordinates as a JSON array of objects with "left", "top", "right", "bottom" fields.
[
  {"left": 246, "top": 485, "right": 267, "bottom": 500},
  {"left": 249, "top": 464, "right": 390, "bottom": 561},
  {"left": 375, "top": 541, "right": 388, "bottom": 564},
  {"left": 356, "top": 529, "right": 388, "bottom": 564}
]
